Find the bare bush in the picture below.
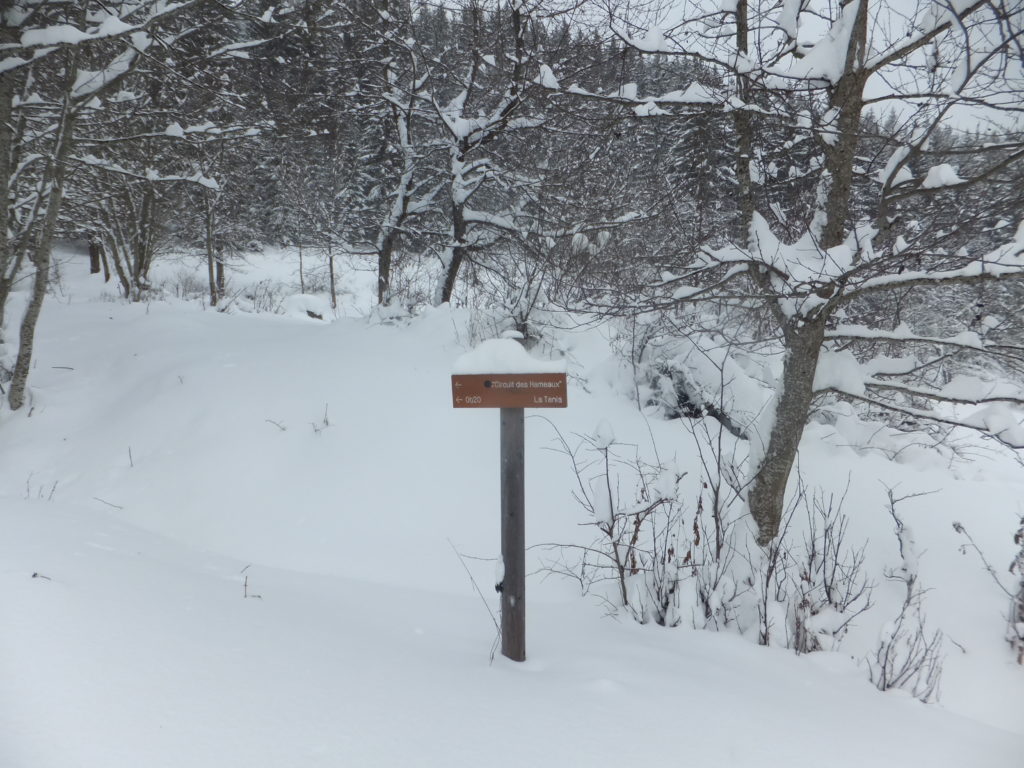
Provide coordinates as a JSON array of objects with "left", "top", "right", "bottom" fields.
[
  {"left": 542, "top": 424, "right": 689, "bottom": 626},
  {"left": 748, "top": 476, "right": 873, "bottom": 652},
  {"left": 792, "top": 485, "right": 873, "bottom": 653},
  {"left": 240, "top": 279, "right": 286, "bottom": 315},
  {"left": 546, "top": 419, "right": 876, "bottom": 654},
  {"left": 689, "top": 488, "right": 745, "bottom": 631},
  {"left": 867, "top": 490, "right": 943, "bottom": 703},
  {"left": 162, "top": 269, "right": 207, "bottom": 301}
]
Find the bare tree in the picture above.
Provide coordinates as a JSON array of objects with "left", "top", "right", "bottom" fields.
[
  {"left": 428, "top": 1, "right": 538, "bottom": 305},
  {"left": 2, "top": 1, "right": 203, "bottom": 408},
  {"left": 1, "top": 1, "right": 260, "bottom": 405},
  {"left": 604, "top": 0, "right": 1024, "bottom": 544}
]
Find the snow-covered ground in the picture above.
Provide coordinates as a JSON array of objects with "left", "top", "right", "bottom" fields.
[{"left": 2, "top": 246, "right": 1022, "bottom": 767}]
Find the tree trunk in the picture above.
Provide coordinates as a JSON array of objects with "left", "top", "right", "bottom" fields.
[
  {"left": 104, "top": 228, "right": 132, "bottom": 299},
  {"left": 438, "top": 198, "right": 467, "bottom": 305},
  {"left": 9, "top": 54, "right": 78, "bottom": 410},
  {"left": 819, "top": 0, "right": 868, "bottom": 249},
  {"left": 747, "top": 318, "right": 827, "bottom": 544},
  {"left": 328, "top": 248, "right": 337, "bottom": 309},
  {"left": 8, "top": 249, "right": 50, "bottom": 411},
  {"left": 216, "top": 252, "right": 225, "bottom": 294},
  {"left": 89, "top": 235, "right": 102, "bottom": 274},
  {"left": 732, "top": 0, "right": 757, "bottom": 245},
  {"left": 436, "top": 136, "right": 471, "bottom": 306},
  {"left": 205, "top": 195, "right": 218, "bottom": 307},
  {"left": 376, "top": 90, "right": 417, "bottom": 306},
  {"left": 0, "top": 251, "right": 25, "bottom": 326},
  {"left": 132, "top": 185, "right": 157, "bottom": 291},
  {"left": 377, "top": 229, "right": 397, "bottom": 305},
  {"left": 100, "top": 242, "right": 111, "bottom": 283},
  {"left": 0, "top": 25, "right": 19, "bottom": 327},
  {"left": 745, "top": 0, "right": 867, "bottom": 544}
]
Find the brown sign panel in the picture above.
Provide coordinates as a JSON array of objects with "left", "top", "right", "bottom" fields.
[{"left": 452, "top": 373, "right": 567, "bottom": 408}]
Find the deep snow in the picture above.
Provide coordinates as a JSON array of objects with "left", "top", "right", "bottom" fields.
[{"left": 1, "top": 246, "right": 1022, "bottom": 766}]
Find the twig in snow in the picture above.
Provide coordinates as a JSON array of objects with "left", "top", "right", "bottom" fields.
[
  {"left": 92, "top": 496, "right": 124, "bottom": 510},
  {"left": 311, "top": 405, "right": 331, "bottom": 435},
  {"left": 953, "top": 517, "right": 1024, "bottom": 664},
  {"left": 952, "top": 521, "right": 1015, "bottom": 600},
  {"left": 240, "top": 564, "right": 262, "bottom": 599}
]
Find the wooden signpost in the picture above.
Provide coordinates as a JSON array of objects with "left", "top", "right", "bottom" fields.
[
  {"left": 452, "top": 370, "right": 567, "bottom": 662},
  {"left": 451, "top": 373, "right": 567, "bottom": 409}
]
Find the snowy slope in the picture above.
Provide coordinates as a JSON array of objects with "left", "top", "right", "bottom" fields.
[
  {"left": 4, "top": 497, "right": 1021, "bottom": 768},
  {"left": 1, "top": 247, "right": 1022, "bottom": 766}
]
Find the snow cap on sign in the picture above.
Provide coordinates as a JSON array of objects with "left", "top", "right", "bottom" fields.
[{"left": 452, "top": 338, "right": 566, "bottom": 374}]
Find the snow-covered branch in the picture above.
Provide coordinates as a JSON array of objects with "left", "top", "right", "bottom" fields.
[
  {"left": 2, "top": 1, "right": 204, "bottom": 73},
  {"left": 826, "top": 325, "right": 1024, "bottom": 359},
  {"left": 838, "top": 239, "right": 1024, "bottom": 302},
  {"left": 819, "top": 387, "right": 1024, "bottom": 448},
  {"left": 74, "top": 153, "right": 220, "bottom": 189}
]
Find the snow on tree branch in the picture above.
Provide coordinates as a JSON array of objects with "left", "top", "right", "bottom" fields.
[{"left": 2, "top": 1, "right": 204, "bottom": 73}]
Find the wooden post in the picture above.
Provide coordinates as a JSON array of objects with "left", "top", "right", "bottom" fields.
[
  {"left": 452, "top": 369, "right": 566, "bottom": 661},
  {"left": 500, "top": 406, "right": 526, "bottom": 661}
]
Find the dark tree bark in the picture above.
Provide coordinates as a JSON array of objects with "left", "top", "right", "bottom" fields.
[
  {"left": 744, "top": 0, "right": 868, "bottom": 545},
  {"left": 328, "top": 247, "right": 337, "bottom": 309},
  {"left": 88, "top": 234, "right": 102, "bottom": 274},
  {"left": 204, "top": 193, "right": 219, "bottom": 307},
  {"left": 747, "top": 317, "right": 827, "bottom": 544},
  {"left": 818, "top": 0, "right": 869, "bottom": 250},
  {"left": 216, "top": 252, "right": 225, "bottom": 294},
  {"left": 439, "top": 182, "right": 468, "bottom": 305}
]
